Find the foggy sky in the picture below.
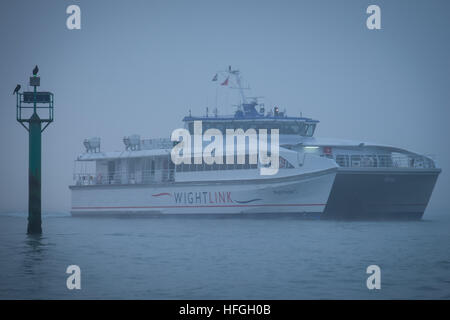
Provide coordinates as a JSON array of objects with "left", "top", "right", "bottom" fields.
[{"left": 0, "top": 0, "right": 449, "bottom": 216}]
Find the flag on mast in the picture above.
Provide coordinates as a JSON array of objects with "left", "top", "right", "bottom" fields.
[{"left": 221, "top": 77, "right": 229, "bottom": 86}]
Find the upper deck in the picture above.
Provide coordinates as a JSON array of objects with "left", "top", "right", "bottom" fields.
[{"left": 183, "top": 101, "right": 319, "bottom": 137}]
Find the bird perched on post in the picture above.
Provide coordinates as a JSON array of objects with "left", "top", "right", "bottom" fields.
[
  {"left": 33, "top": 65, "right": 39, "bottom": 76},
  {"left": 13, "top": 84, "right": 21, "bottom": 95}
]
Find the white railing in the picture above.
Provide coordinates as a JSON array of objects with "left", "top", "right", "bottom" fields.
[
  {"left": 140, "top": 138, "right": 173, "bottom": 150},
  {"left": 73, "top": 169, "right": 175, "bottom": 186},
  {"left": 333, "top": 154, "right": 436, "bottom": 169}
]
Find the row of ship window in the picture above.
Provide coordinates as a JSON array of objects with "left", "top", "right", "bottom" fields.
[
  {"left": 174, "top": 156, "right": 294, "bottom": 172},
  {"left": 187, "top": 122, "right": 317, "bottom": 136}
]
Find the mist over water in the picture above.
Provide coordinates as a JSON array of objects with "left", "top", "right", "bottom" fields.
[
  {"left": 1, "top": 0, "right": 450, "bottom": 300},
  {"left": 1, "top": 0, "right": 450, "bottom": 214},
  {"left": 1, "top": 213, "right": 449, "bottom": 299}
]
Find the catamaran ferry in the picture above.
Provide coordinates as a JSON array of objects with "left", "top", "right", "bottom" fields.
[{"left": 70, "top": 68, "right": 440, "bottom": 219}]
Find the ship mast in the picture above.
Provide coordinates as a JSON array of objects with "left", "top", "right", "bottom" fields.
[{"left": 227, "top": 66, "right": 247, "bottom": 105}]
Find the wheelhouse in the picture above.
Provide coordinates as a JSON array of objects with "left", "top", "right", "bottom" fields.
[{"left": 183, "top": 101, "right": 319, "bottom": 137}]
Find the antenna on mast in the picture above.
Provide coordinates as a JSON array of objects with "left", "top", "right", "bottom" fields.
[{"left": 226, "top": 66, "right": 248, "bottom": 105}]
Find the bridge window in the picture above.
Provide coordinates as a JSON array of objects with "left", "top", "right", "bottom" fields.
[
  {"left": 301, "top": 124, "right": 316, "bottom": 137},
  {"left": 186, "top": 120, "right": 316, "bottom": 136}
]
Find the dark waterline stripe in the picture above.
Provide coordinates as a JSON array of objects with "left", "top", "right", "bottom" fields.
[{"left": 72, "top": 203, "right": 327, "bottom": 209}]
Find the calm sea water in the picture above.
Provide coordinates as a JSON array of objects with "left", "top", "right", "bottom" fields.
[{"left": 0, "top": 212, "right": 449, "bottom": 299}]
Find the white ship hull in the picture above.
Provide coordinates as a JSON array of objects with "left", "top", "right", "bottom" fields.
[{"left": 70, "top": 168, "right": 336, "bottom": 216}]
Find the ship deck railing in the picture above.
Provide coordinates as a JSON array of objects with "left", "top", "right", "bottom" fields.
[
  {"left": 73, "top": 169, "right": 175, "bottom": 186},
  {"left": 72, "top": 153, "right": 437, "bottom": 186},
  {"left": 332, "top": 153, "right": 436, "bottom": 169}
]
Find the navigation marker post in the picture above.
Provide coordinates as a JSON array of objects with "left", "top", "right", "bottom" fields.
[{"left": 16, "top": 67, "right": 54, "bottom": 234}]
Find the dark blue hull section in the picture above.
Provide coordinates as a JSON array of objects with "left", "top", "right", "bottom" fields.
[{"left": 323, "top": 168, "right": 441, "bottom": 220}]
